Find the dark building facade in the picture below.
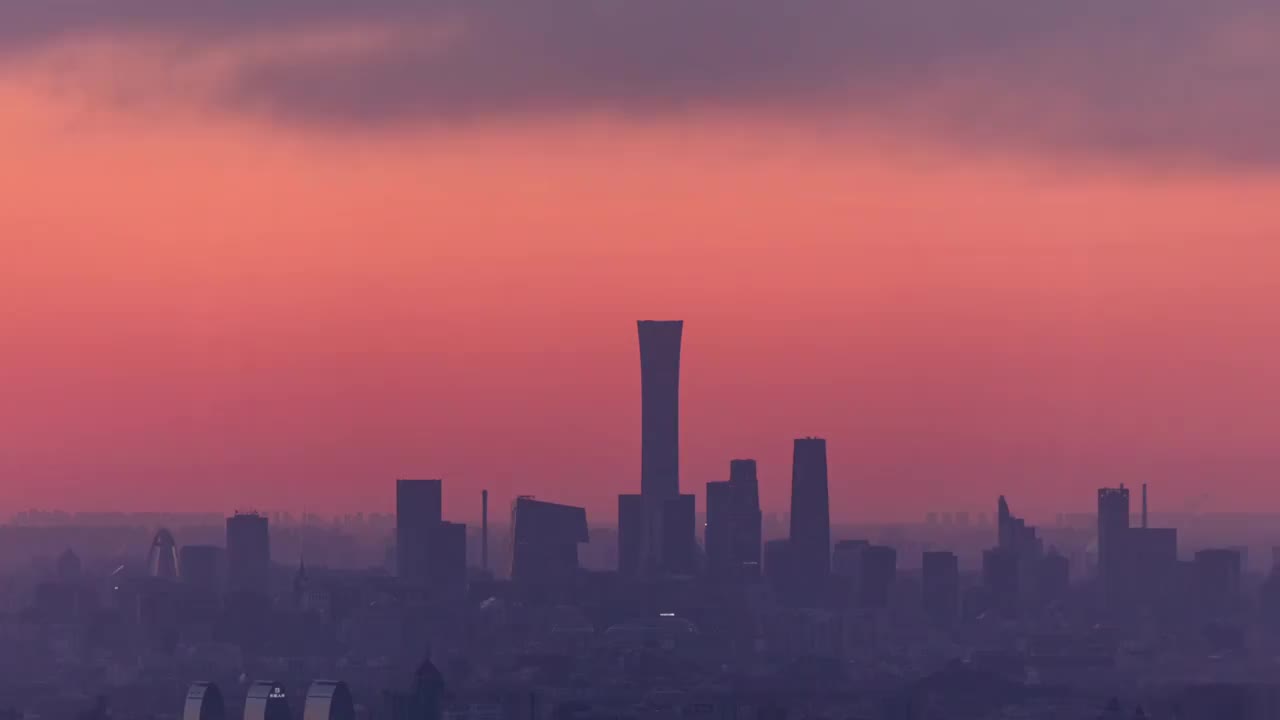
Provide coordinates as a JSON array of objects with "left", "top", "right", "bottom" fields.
[
  {"left": 511, "top": 497, "right": 589, "bottom": 586},
  {"left": 638, "top": 320, "right": 683, "bottom": 501},
  {"left": 1097, "top": 485, "right": 1131, "bottom": 606},
  {"left": 789, "top": 437, "right": 831, "bottom": 606},
  {"left": 426, "top": 522, "right": 467, "bottom": 592},
  {"left": 922, "top": 550, "right": 959, "bottom": 623},
  {"left": 661, "top": 494, "right": 698, "bottom": 576},
  {"left": 226, "top": 513, "right": 270, "bottom": 595},
  {"left": 989, "top": 495, "right": 1046, "bottom": 614},
  {"left": 1127, "top": 526, "right": 1178, "bottom": 612},
  {"left": 832, "top": 539, "right": 869, "bottom": 578},
  {"left": 858, "top": 545, "right": 897, "bottom": 609},
  {"left": 1037, "top": 550, "right": 1071, "bottom": 605},
  {"left": 617, "top": 494, "right": 644, "bottom": 576},
  {"left": 763, "top": 539, "right": 792, "bottom": 598},
  {"left": 1194, "top": 548, "right": 1243, "bottom": 617},
  {"left": 728, "top": 459, "right": 762, "bottom": 575},
  {"left": 621, "top": 320, "right": 693, "bottom": 578},
  {"left": 705, "top": 481, "right": 735, "bottom": 577},
  {"left": 179, "top": 545, "right": 224, "bottom": 591},
  {"left": 396, "top": 479, "right": 443, "bottom": 582},
  {"left": 705, "top": 459, "right": 763, "bottom": 579},
  {"left": 983, "top": 548, "right": 1019, "bottom": 617}
]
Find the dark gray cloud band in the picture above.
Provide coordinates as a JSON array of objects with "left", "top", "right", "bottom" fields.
[{"left": 3, "top": 0, "right": 1280, "bottom": 165}]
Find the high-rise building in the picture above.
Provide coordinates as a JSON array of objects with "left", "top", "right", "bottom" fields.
[
  {"left": 858, "top": 545, "right": 897, "bottom": 609},
  {"left": 728, "top": 459, "right": 762, "bottom": 575},
  {"left": 427, "top": 521, "right": 467, "bottom": 591},
  {"left": 1194, "top": 548, "right": 1242, "bottom": 617},
  {"left": 511, "top": 497, "right": 589, "bottom": 586},
  {"left": 1036, "top": 550, "right": 1070, "bottom": 605},
  {"left": 661, "top": 494, "right": 698, "bottom": 576},
  {"left": 789, "top": 437, "right": 831, "bottom": 606},
  {"left": 983, "top": 547, "right": 1019, "bottom": 617},
  {"left": 1227, "top": 545, "right": 1250, "bottom": 573},
  {"left": 617, "top": 494, "right": 644, "bottom": 576},
  {"left": 638, "top": 320, "right": 683, "bottom": 501},
  {"left": 621, "top": 320, "right": 691, "bottom": 578},
  {"left": 705, "top": 459, "right": 763, "bottom": 579},
  {"left": 705, "top": 481, "right": 735, "bottom": 577},
  {"left": 179, "top": 545, "right": 224, "bottom": 591},
  {"left": 922, "top": 551, "right": 959, "bottom": 623},
  {"left": 832, "top": 539, "right": 869, "bottom": 578},
  {"left": 396, "top": 479, "right": 443, "bottom": 582},
  {"left": 1097, "top": 486, "right": 1131, "bottom": 606},
  {"left": 763, "top": 539, "right": 792, "bottom": 597},
  {"left": 226, "top": 513, "right": 270, "bottom": 595},
  {"left": 1127, "top": 526, "right": 1177, "bottom": 611}
]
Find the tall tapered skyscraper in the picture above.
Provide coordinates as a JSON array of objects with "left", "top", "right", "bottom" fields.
[
  {"left": 638, "top": 320, "right": 683, "bottom": 499},
  {"left": 789, "top": 437, "right": 830, "bottom": 605},
  {"left": 621, "top": 320, "right": 689, "bottom": 576}
]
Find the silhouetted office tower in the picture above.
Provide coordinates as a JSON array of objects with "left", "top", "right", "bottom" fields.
[
  {"left": 617, "top": 494, "right": 644, "bottom": 575},
  {"left": 983, "top": 548, "right": 1019, "bottom": 617},
  {"left": 832, "top": 539, "right": 869, "bottom": 578},
  {"left": 511, "top": 497, "right": 588, "bottom": 586},
  {"left": 426, "top": 521, "right": 467, "bottom": 590},
  {"left": 1127, "top": 526, "right": 1178, "bottom": 610},
  {"left": 858, "top": 545, "right": 897, "bottom": 609},
  {"left": 1194, "top": 548, "right": 1242, "bottom": 617},
  {"left": 705, "top": 481, "right": 735, "bottom": 577},
  {"left": 179, "top": 545, "right": 224, "bottom": 591},
  {"left": 396, "top": 479, "right": 443, "bottom": 582},
  {"left": 728, "top": 459, "right": 763, "bottom": 575},
  {"left": 638, "top": 320, "right": 683, "bottom": 500},
  {"left": 226, "top": 513, "right": 270, "bottom": 595},
  {"left": 705, "top": 459, "right": 763, "bottom": 578},
  {"left": 661, "top": 494, "right": 698, "bottom": 575},
  {"left": 922, "top": 551, "right": 959, "bottom": 623},
  {"left": 1037, "top": 550, "right": 1070, "bottom": 604},
  {"left": 1097, "top": 486, "right": 1130, "bottom": 605},
  {"left": 789, "top": 437, "right": 831, "bottom": 606},
  {"left": 763, "top": 539, "right": 792, "bottom": 597},
  {"left": 1227, "top": 545, "right": 1250, "bottom": 573}
]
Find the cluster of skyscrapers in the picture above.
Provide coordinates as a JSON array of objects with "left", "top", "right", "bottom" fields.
[
  {"left": 382, "top": 318, "right": 1256, "bottom": 627},
  {"left": 614, "top": 321, "right": 831, "bottom": 595},
  {"left": 388, "top": 320, "right": 839, "bottom": 596}
]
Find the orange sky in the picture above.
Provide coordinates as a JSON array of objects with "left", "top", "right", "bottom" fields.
[{"left": 3, "top": 20, "right": 1280, "bottom": 523}]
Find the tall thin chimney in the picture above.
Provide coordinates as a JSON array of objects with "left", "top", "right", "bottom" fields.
[
  {"left": 1141, "top": 483, "right": 1148, "bottom": 529},
  {"left": 481, "top": 490, "right": 489, "bottom": 573}
]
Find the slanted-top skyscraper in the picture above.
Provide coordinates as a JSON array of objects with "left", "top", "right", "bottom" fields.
[
  {"left": 789, "top": 437, "right": 831, "bottom": 605},
  {"left": 638, "top": 320, "right": 683, "bottom": 499}
]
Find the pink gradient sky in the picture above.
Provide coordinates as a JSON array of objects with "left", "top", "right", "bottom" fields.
[{"left": 3, "top": 4, "right": 1280, "bottom": 522}]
